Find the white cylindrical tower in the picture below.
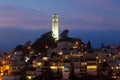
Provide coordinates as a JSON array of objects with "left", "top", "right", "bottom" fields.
[{"left": 52, "top": 14, "right": 59, "bottom": 41}]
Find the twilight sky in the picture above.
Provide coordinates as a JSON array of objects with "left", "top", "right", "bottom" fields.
[{"left": 0, "top": 0, "right": 120, "bottom": 52}]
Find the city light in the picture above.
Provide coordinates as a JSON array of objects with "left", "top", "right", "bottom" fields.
[
  {"left": 42, "top": 57, "right": 49, "bottom": 61},
  {"left": 37, "top": 62, "right": 42, "bottom": 66},
  {"left": 25, "top": 57, "right": 30, "bottom": 62},
  {"left": 27, "top": 76, "right": 32, "bottom": 80},
  {"left": 87, "top": 65, "right": 97, "bottom": 69}
]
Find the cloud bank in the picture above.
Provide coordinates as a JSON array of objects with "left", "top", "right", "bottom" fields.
[{"left": 0, "top": 6, "right": 51, "bottom": 30}]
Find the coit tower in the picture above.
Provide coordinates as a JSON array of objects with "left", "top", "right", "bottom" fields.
[{"left": 52, "top": 14, "right": 59, "bottom": 41}]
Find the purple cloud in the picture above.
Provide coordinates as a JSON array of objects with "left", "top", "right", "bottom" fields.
[
  {"left": 104, "top": 15, "right": 120, "bottom": 28},
  {"left": 60, "top": 12, "right": 120, "bottom": 31},
  {"left": 0, "top": 6, "right": 50, "bottom": 30},
  {"left": 70, "top": 12, "right": 103, "bottom": 23},
  {"left": 79, "top": 0, "right": 118, "bottom": 10}
]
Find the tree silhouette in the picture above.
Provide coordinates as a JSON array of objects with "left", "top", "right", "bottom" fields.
[
  {"left": 32, "top": 31, "right": 56, "bottom": 54},
  {"left": 24, "top": 40, "right": 31, "bottom": 46},
  {"left": 14, "top": 40, "right": 32, "bottom": 57},
  {"left": 60, "top": 29, "right": 69, "bottom": 39},
  {"left": 86, "top": 40, "right": 94, "bottom": 53},
  {"left": 87, "top": 41, "right": 92, "bottom": 49},
  {"left": 14, "top": 45, "right": 23, "bottom": 51}
]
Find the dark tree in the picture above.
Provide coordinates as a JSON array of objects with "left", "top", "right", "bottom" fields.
[
  {"left": 14, "top": 45, "right": 23, "bottom": 51},
  {"left": 60, "top": 29, "right": 69, "bottom": 39},
  {"left": 87, "top": 41, "right": 92, "bottom": 49},
  {"left": 86, "top": 41, "right": 94, "bottom": 53},
  {"left": 32, "top": 31, "right": 56, "bottom": 54},
  {"left": 101, "top": 43, "right": 104, "bottom": 48},
  {"left": 14, "top": 41, "right": 32, "bottom": 58},
  {"left": 24, "top": 40, "right": 31, "bottom": 46}
]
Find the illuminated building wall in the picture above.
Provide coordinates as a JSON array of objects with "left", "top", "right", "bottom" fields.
[
  {"left": 52, "top": 14, "right": 59, "bottom": 41},
  {"left": 87, "top": 60, "right": 97, "bottom": 75}
]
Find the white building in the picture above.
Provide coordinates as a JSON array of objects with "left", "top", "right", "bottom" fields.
[{"left": 52, "top": 14, "right": 59, "bottom": 41}]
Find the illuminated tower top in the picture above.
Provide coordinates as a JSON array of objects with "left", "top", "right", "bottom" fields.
[{"left": 52, "top": 14, "right": 59, "bottom": 41}]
